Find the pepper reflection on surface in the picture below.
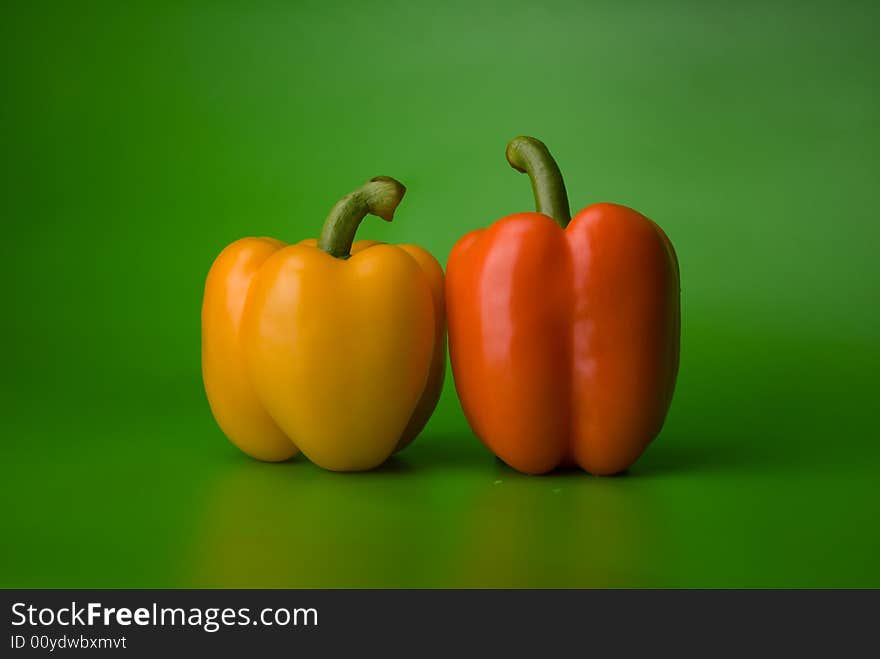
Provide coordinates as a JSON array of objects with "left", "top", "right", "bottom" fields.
[
  {"left": 455, "top": 466, "right": 664, "bottom": 588},
  {"left": 188, "top": 444, "right": 667, "bottom": 588}
]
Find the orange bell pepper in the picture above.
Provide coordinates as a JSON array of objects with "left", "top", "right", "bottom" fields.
[{"left": 446, "top": 137, "right": 680, "bottom": 475}]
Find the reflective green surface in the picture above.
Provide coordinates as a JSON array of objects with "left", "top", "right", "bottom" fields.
[{"left": 2, "top": 0, "right": 878, "bottom": 587}]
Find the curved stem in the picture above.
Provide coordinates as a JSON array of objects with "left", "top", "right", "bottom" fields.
[
  {"left": 317, "top": 176, "right": 407, "bottom": 258},
  {"left": 505, "top": 136, "right": 571, "bottom": 228}
]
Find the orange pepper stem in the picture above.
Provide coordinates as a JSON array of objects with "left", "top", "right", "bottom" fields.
[
  {"left": 506, "top": 136, "right": 571, "bottom": 228},
  {"left": 317, "top": 176, "right": 407, "bottom": 259}
]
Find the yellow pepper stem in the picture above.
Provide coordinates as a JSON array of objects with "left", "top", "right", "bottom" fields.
[{"left": 317, "top": 176, "right": 407, "bottom": 259}]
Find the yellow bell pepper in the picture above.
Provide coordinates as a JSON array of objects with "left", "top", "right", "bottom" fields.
[{"left": 202, "top": 177, "right": 445, "bottom": 471}]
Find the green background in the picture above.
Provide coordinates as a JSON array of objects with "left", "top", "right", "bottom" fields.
[{"left": 2, "top": 0, "right": 878, "bottom": 588}]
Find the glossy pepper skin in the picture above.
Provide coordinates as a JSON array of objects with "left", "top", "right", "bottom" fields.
[
  {"left": 446, "top": 137, "right": 679, "bottom": 475},
  {"left": 202, "top": 177, "right": 445, "bottom": 471}
]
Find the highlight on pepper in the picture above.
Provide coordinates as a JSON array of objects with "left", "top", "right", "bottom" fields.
[
  {"left": 446, "top": 136, "right": 680, "bottom": 476},
  {"left": 201, "top": 176, "right": 446, "bottom": 471}
]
